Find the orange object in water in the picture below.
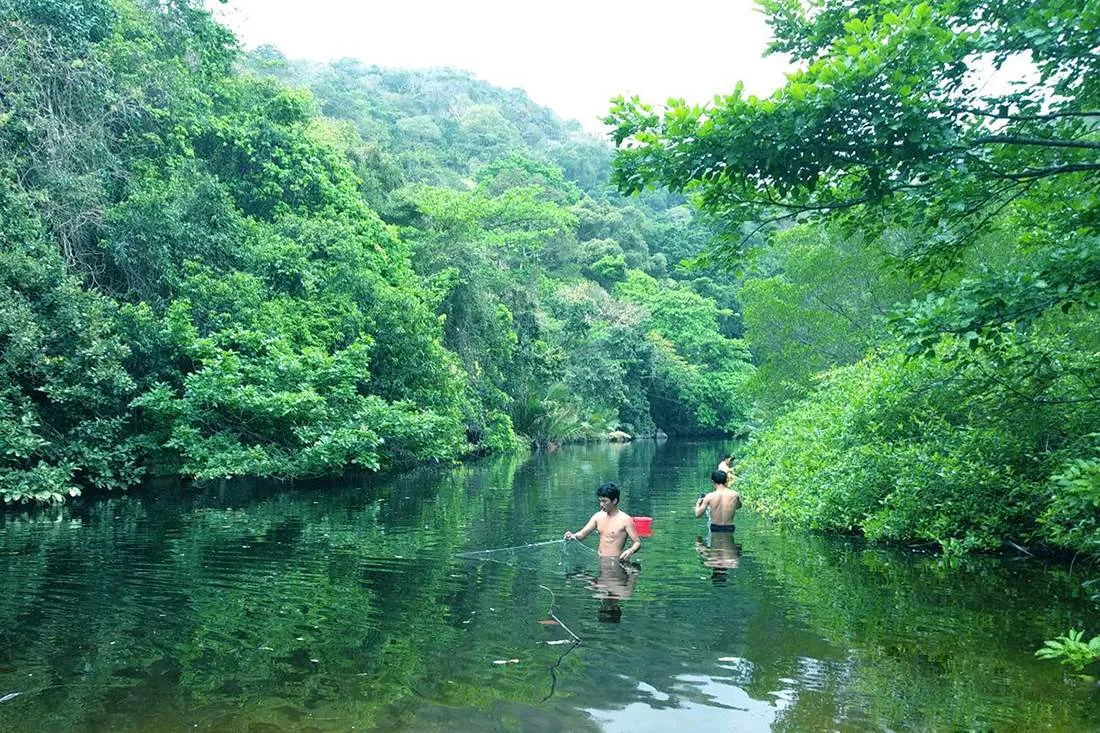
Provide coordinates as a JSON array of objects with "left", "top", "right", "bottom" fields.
[{"left": 633, "top": 516, "right": 653, "bottom": 536}]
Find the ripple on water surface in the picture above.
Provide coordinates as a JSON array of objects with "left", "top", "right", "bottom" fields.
[{"left": 1, "top": 441, "right": 1099, "bottom": 733}]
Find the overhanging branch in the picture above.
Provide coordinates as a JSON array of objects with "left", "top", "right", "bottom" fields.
[
  {"left": 973, "top": 135, "right": 1100, "bottom": 151},
  {"left": 997, "top": 163, "right": 1100, "bottom": 180}
]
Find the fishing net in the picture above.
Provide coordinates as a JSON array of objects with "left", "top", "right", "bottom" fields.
[
  {"left": 458, "top": 539, "right": 615, "bottom": 648},
  {"left": 457, "top": 538, "right": 598, "bottom": 574}
]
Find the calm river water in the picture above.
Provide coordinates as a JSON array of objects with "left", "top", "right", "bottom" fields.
[{"left": 1, "top": 440, "right": 1097, "bottom": 732}]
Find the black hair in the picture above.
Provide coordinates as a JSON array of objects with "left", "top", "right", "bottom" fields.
[
  {"left": 596, "top": 482, "right": 620, "bottom": 503},
  {"left": 720, "top": 453, "right": 731, "bottom": 461},
  {"left": 711, "top": 469, "right": 728, "bottom": 485}
]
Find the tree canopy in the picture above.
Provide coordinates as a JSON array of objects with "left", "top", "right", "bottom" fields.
[
  {"left": 606, "top": 0, "right": 1099, "bottom": 558},
  {"left": 607, "top": 0, "right": 1099, "bottom": 349}
]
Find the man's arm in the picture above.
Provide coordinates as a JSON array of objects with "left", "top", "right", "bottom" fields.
[
  {"left": 565, "top": 513, "right": 598, "bottom": 541},
  {"left": 694, "top": 492, "right": 710, "bottom": 518},
  {"left": 619, "top": 517, "right": 641, "bottom": 562},
  {"left": 733, "top": 491, "right": 742, "bottom": 510}
]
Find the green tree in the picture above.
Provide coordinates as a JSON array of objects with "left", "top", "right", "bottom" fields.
[
  {"left": 615, "top": 271, "right": 754, "bottom": 434},
  {"left": 398, "top": 179, "right": 579, "bottom": 447},
  {"left": 740, "top": 223, "right": 915, "bottom": 414},
  {"left": 606, "top": 0, "right": 1100, "bottom": 347},
  {"left": 0, "top": 172, "right": 140, "bottom": 503},
  {"left": 606, "top": 0, "right": 1100, "bottom": 558},
  {"left": 541, "top": 280, "right": 654, "bottom": 435}
]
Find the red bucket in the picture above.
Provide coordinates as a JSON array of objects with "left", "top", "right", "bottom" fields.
[{"left": 633, "top": 516, "right": 653, "bottom": 536}]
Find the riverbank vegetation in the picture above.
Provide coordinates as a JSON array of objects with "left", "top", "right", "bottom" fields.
[
  {"left": 1, "top": 0, "right": 750, "bottom": 505},
  {"left": 606, "top": 0, "right": 1099, "bottom": 562},
  {"left": 2, "top": 0, "right": 1097, "bottom": 575}
]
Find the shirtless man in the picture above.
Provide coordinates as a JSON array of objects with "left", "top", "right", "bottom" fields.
[
  {"left": 695, "top": 469, "right": 742, "bottom": 532},
  {"left": 564, "top": 482, "right": 641, "bottom": 562},
  {"left": 717, "top": 454, "right": 735, "bottom": 486}
]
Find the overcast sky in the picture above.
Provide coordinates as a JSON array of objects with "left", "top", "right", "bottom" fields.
[{"left": 215, "top": 0, "right": 791, "bottom": 132}]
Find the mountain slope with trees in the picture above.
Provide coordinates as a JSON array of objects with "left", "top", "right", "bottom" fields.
[{"left": 0, "top": 0, "right": 752, "bottom": 504}]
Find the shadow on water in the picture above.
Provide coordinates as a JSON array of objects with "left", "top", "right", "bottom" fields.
[{"left": 0, "top": 440, "right": 1097, "bottom": 732}]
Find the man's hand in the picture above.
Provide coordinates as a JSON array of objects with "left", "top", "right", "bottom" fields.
[
  {"left": 564, "top": 531, "right": 575, "bottom": 541},
  {"left": 618, "top": 548, "right": 633, "bottom": 562},
  {"left": 694, "top": 493, "right": 709, "bottom": 518}
]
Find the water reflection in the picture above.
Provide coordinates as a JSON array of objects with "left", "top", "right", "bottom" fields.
[
  {"left": 695, "top": 530, "right": 742, "bottom": 584},
  {"left": 0, "top": 441, "right": 1097, "bottom": 732},
  {"left": 566, "top": 557, "right": 640, "bottom": 623},
  {"left": 586, "top": 673, "right": 783, "bottom": 733}
]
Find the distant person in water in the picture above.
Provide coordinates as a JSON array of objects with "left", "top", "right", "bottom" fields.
[
  {"left": 695, "top": 469, "right": 742, "bottom": 532},
  {"left": 564, "top": 482, "right": 641, "bottom": 563},
  {"left": 718, "top": 454, "right": 735, "bottom": 486}
]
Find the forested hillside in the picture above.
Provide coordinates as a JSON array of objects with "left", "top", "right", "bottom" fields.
[
  {"left": 0, "top": 0, "right": 751, "bottom": 505},
  {"left": 5, "top": 0, "right": 1097, "bottom": 571}
]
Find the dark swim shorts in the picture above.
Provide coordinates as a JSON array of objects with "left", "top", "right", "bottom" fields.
[{"left": 710, "top": 524, "right": 735, "bottom": 532}]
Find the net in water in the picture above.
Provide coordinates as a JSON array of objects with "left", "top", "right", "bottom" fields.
[{"left": 457, "top": 538, "right": 597, "bottom": 574}]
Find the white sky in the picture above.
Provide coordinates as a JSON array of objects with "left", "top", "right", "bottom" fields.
[{"left": 214, "top": 0, "right": 791, "bottom": 133}]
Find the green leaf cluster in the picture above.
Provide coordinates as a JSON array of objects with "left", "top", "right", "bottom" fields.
[{"left": 1035, "top": 629, "right": 1100, "bottom": 674}]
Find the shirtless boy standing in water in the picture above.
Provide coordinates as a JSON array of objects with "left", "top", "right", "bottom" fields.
[
  {"left": 695, "top": 469, "right": 742, "bottom": 531},
  {"left": 564, "top": 482, "right": 641, "bottom": 562},
  {"left": 718, "top": 454, "right": 735, "bottom": 486}
]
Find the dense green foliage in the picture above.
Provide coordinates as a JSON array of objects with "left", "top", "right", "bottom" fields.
[
  {"left": 5, "top": 0, "right": 1095, "bottom": 574},
  {"left": 0, "top": 0, "right": 751, "bottom": 503},
  {"left": 606, "top": 0, "right": 1099, "bottom": 560}
]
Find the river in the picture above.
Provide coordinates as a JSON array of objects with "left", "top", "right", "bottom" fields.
[{"left": 1, "top": 439, "right": 1097, "bottom": 731}]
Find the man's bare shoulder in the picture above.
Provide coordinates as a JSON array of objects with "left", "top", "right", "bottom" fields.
[{"left": 607, "top": 511, "right": 633, "bottom": 527}]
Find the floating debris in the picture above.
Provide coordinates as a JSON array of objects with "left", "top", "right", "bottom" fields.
[{"left": 492, "top": 659, "right": 520, "bottom": 665}]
